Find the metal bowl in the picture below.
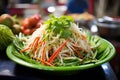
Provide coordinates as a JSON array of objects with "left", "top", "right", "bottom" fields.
[{"left": 94, "top": 16, "right": 120, "bottom": 38}]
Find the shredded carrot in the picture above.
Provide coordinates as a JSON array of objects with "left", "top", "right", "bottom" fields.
[
  {"left": 71, "top": 46, "right": 83, "bottom": 59},
  {"left": 71, "top": 42, "right": 89, "bottom": 53},
  {"left": 33, "top": 40, "right": 45, "bottom": 55},
  {"left": 32, "top": 56, "right": 54, "bottom": 66},
  {"left": 41, "top": 46, "right": 46, "bottom": 61},
  {"left": 48, "top": 39, "right": 69, "bottom": 63},
  {"left": 20, "top": 44, "right": 32, "bottom": 52},
  {"left": 20, "top": 37, "right": 40, "bottom": 53},
  {"left": 40, "top": 59, "right": 54, "bottom": 66},
  {"left": 32, "top": 37, "right": 40, "bottom": 52},
  {"left": 20, "top": 47, "right": 30, "bottom": 52},
  {"left": 81, "top": 34, "right": 86, "bottom": 40}
]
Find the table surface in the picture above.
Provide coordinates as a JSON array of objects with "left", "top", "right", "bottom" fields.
[{"left": 0, "top": 50, "right": 118, "bottom": 80}]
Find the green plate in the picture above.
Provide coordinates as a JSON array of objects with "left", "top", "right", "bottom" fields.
[{"left": 6, "top": 37, "right": 116, "bottom": 75}]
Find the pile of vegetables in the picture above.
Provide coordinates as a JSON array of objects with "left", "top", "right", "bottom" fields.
[
  {"left": 0, "top": 14, "right": 43, "bottom": 35},
  {"left": 0, "top": 14, "right": 43, "bottom": 50},
  {"left": 0, "top": 14, "right": 21, "bottom": 34},
  {"left": 12, "top": 15, "right": 101, "bottom": 66}
]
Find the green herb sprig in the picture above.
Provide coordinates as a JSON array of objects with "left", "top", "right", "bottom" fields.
[{"left": 44, "top": 14, "right": 74, "bottom": 39}]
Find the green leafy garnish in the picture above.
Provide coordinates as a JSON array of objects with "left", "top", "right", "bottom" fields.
[{"left": 44, "top": 14, "right": 74, "bottom": 39}]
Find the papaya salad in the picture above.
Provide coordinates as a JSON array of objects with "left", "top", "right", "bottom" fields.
[{"left": 13, "top": 15, "right": 100, "bottom": 66}]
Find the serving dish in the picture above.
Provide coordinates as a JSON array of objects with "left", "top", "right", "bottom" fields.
[
  {"left": 6, "top": 36, "right": 115, "bottom": 75},
  {"left": 94, "top": 16, "right": 120, "bottom": 38}
]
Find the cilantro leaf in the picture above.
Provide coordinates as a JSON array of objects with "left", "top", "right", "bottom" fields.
[{"left": 44, "top": 14, "right": 74, "bottom": 39}]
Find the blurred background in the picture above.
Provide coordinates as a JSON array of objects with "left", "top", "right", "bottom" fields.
[
  {"left": 1, "top": 0, "right": 120, "bottom": 17},
  {"left": 0, "top": 0, "right": 120, "bottom": 79}
]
